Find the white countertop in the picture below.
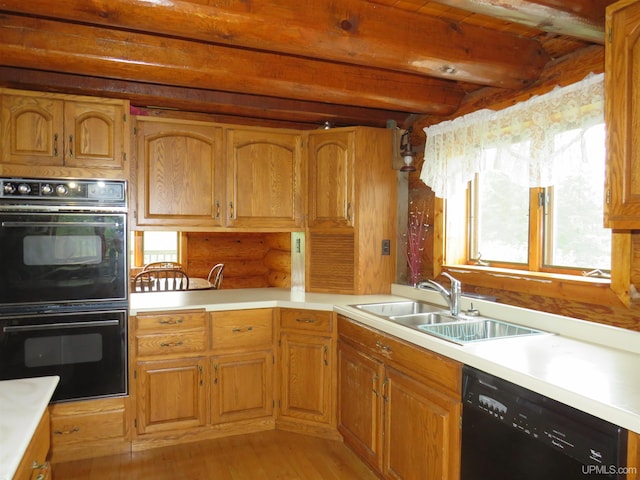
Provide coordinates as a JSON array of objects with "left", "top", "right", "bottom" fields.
[
  {"left": 0, "top": 376, "right": 59, "bottom": 480},
  {"left": 130, "top": 285, "right": 640, "bottom": 433}
]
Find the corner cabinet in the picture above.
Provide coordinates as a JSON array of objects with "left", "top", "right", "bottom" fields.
[
  {"left": 225, "top": 127, "right": 303, "bottom": 229},
  {"left": 337, "top": 315, "right": 462, "bottom": 480},
  {"left": 277, "top": 308, "right": 337, "bottom": 438},
  {"left": 604, "top": 0, "right": 640, "bottom": 228},
  {"left": 0, "top": 88, "right": 129, "bottom": 179},
  {"left": 134, "top": 117, "right": 225, "bottom": 229},
  {"left": 306, "top": 127, "right": 397, "bottom": 294}
]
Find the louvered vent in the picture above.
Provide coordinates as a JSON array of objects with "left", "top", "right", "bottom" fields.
[{"left": 308, "top": 232, "right": 354, "bottom": 293}]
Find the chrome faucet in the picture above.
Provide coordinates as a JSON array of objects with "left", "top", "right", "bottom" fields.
[{"left": 417, "top": 272, "right": 461, "bottom": 316}]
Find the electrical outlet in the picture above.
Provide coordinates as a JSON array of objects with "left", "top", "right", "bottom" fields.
[{"left": 381, "top": 239, "right": 391, "bottom": 255}]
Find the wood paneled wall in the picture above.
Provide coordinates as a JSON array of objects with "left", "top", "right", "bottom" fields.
[{"left": 183, "top": 232, "right": 291, "bottom": 289}]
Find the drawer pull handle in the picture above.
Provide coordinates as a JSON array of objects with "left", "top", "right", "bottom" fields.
[
  {"left": 375, "top": 340, "right": 392, "bottom": 353},
  {"left": 232, "top": 326, "right": 253, "bottom": 333},
  {"left": 159, "top": 319, "right": 183, "bottom": 325},
  {"left": 160, "top": 341, "right": 184, "bottom": 347},
  {"left": 296, "top": 318, "right": 316, "bottom": 324},
  {"left": 54, "top": 426, "right": 80, "bottom": 435}
]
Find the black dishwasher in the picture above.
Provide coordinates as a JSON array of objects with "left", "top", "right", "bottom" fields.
[{"left": 461, "top": 366, "right": 628, "bottom": 479}]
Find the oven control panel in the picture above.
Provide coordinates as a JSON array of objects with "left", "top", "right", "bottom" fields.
[{"left": 0, "top": 178, "right": 126, "bottom": 206}]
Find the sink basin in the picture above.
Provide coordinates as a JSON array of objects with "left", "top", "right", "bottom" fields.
[
  {"left": 353, "top": 301, "right": 442, "bottom": 317},
  {"left": 388, "top": 311, "right": 459, "bottom": 328},
  {"left": 351, "top": 301, "right": 550, "bottom": 345},
  {"left": 418, "top": 318, "right": 548, "bottom": 345}
]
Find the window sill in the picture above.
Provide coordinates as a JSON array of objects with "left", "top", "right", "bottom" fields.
[{"left": 442, "top": 264, "right": 615, "bottom": 305}]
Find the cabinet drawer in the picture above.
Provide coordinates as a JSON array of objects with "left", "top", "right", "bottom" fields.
[
  {"left": 136, "top": 331, "right": 206, "bottom": 357},
  {"left": 280, "top": 309, "right": 332, "bottom": 333},
  {"left": 338, "top": 315, "right": 461, "bottom": 396},
  {"left": 135, "top": 310, "right": 207, "bottom": 332},
  {"left": 50, "top": 402, "right": 125, "bottom": 447},
  {"left": 210, "top": 309, "right": 273, "bottom": 351}
]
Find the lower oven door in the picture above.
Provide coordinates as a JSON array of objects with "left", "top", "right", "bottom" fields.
[{"left": 0, "top": 309, "right": 127, "bottom": 403}]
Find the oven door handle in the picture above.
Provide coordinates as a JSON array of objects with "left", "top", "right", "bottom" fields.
[
  {"left": 3, "top": 319, "right": 121, "bottom": 332},
  {"left": 1, "top": 221, "right": 121, "bottom": 228}
]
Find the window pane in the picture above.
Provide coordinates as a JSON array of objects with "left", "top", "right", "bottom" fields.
[
  {"left": 545, "top": 124, "right": 610, "bottom": 271},
  {"left": 143, "top": 231, "right": 178, "bottom": 264},
  {"left": 473, "top": 171, "right": 529, "bottom": 264}
]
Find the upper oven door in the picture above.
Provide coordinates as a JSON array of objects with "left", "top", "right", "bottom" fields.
[{"left": 0, "top": 212, "right": 127, "bottom": 308}]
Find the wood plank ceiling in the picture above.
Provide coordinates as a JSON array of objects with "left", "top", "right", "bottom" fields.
[{"left": 0, "top": 0, "right": 611, "bottom": 129}]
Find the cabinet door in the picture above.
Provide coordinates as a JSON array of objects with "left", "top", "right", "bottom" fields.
[
  {"left": 210, "top": 350, "right": 274, "bottom": 424},
  {"left": 135, "top": 357, "right": 206, "bottom": 435},
  {"left": 226, "top": 128, "right": 303, "bottom": 228},
  {"left": 279, "top": 332, "right": 332, "bottom": 424},
  {"left": 64, "top": 101, "right": 125, "bottom": 169},
  {"left": 383, "top": 366, "right": 461, "bottom": 480},
  {"left": 604, "top": 0, "right": 640, "bottom": 228},
  {"left": 135, "top": 118, "right": 224, "bottom": 227},
  {"left": 0, "top": 93, "right": 64, "bottom": 166},
  {"left": 307, "top": 130, "right": 354, "bottom": 228},
  {"left": 337, "top": 340, "right": 384, "bottom": 472}
]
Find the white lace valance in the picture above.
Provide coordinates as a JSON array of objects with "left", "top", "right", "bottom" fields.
[{"left": 420, "top": 73, "right": 604, "bottom": 199}]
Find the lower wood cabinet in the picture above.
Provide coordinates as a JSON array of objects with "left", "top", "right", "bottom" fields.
[
  {"left": 131, "top": 308, "right": 275, "bottom": 449},
  {"left": 277, "top": 309, "right": 337, "bottom": 438},
  {"left": 337, "top": 314, "right": 462, "bottom": 480},
  {"left": 135, "top": 357, "right": 207, "bottom": 435},
  {"left": 48, "top": 397, "right": 129, "bottom": 463},
  {"left": 14, "top": 409, "right": 51, "bottom": 480},
  {"left": 210, "top": 351, "right": 273, "bottom": 424}
]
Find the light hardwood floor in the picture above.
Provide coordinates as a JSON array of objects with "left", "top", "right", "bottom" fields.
[{"left": 52, "top": 430, "right": 379, "bottom": 479}]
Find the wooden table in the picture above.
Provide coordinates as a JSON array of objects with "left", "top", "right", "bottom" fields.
[{"left": 132, "top": 277, "right": 215, "bottom": 292}]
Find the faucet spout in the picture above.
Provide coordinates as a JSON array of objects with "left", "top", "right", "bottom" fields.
[{"left": 417, "top": 272, "right": 461, "bottom": 316}]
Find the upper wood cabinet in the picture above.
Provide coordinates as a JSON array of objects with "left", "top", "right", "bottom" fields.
[
  {"left": 134, "top": 117, "right": 225, "bottom": 228},
  {"left": 604, "top": 0, "right": 640, "bottom": 228},
  {"left": 306, "top": 127, "right": 396, "bottom": 295},
  {"left": 225, "top": 127, "right": 303, "bottom": 229},
  {"left": 307, "top": 129, "right": 354, "bottom": 229},
  {"left": 0, "top": 88, "right": 128, "bottom": 178}
]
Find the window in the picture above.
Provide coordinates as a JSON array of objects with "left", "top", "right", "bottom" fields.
[
  {"left": 422, "top": 73, "right": 610, "bottom": 277},
  {"left": 469, "top": 123, "right": 610, "bottom": 273},
  {"left": 130, "top": 231, "right": 179, "bottom": 267}
]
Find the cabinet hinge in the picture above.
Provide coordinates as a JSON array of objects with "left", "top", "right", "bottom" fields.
[
  {"left": 605, "top": 188, "right": 611, "bottom": 205},
  {"left": 608, "top": 28, "right": 612, "bottom": 43},
  {"left": 133, "top": 370, "right": 137, "bottom": 379},
  {"left": 537, "top": 191, "right": 549, "bottom": 207},
  {"left": 123, "top": 152, "right": 127, "bottom": 162}
]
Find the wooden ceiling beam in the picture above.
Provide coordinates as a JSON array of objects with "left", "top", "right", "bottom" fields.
[
  {"left": 0, "top": 0, "right": 549, "bottom": 88},
  {"left": 422, "top": 0, "right": 612, "bottom": 43},
  {"left": 0, "top": 67, "right": 411, "bottom": 129},
  {"left": 0, "top": 14, "right": 463, "bottom": 115}
]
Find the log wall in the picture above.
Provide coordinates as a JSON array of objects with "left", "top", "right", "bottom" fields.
[{"left": 184, "top": 232, "right": 291, "bottom": 289}]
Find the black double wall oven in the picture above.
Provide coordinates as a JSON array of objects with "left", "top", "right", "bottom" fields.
[{"left": 0, "top": 177, "right": 128, "bottom": 403}]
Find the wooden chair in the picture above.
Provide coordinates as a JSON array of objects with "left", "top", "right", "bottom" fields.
[
  {"left": 133, "top": 268, "right": 189, "bottom": 292},
  {"left": 207, "top": 263, "right": 225, "bottom": 289},
  {"left": 142, "top": 261, "right": 185, "bottom": 271}
]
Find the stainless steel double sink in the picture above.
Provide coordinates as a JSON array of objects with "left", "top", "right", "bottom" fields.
[{"left": 351, "top": 300, "right": 549, "bottom": 345}]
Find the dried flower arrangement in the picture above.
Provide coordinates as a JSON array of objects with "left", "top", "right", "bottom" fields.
[{"left": 399, "top": 202, "right": 429, "bottom": 286}]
